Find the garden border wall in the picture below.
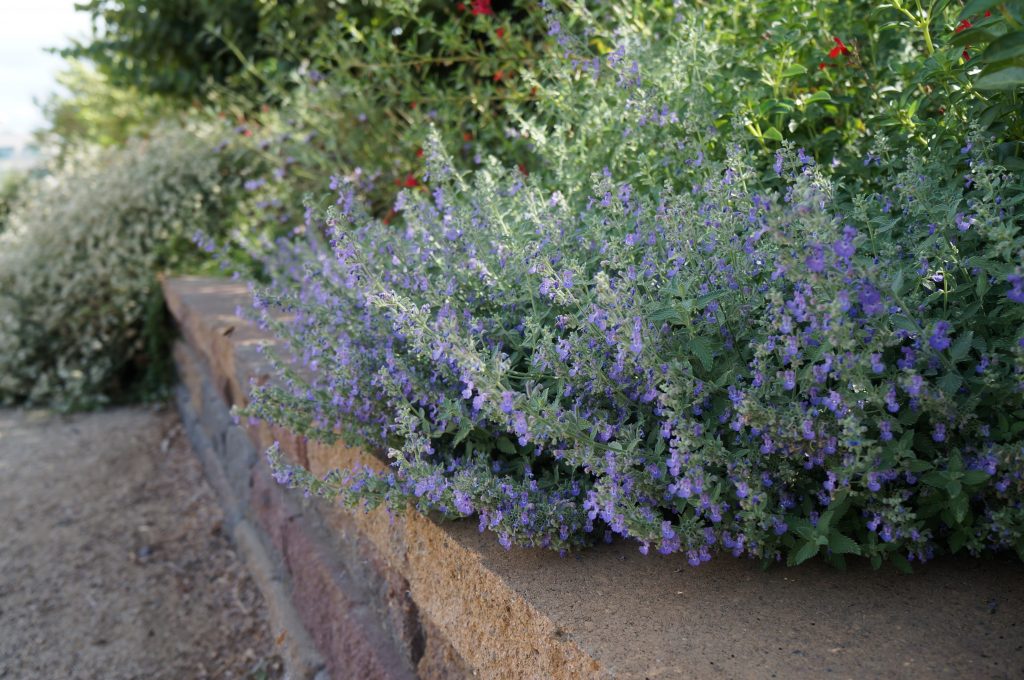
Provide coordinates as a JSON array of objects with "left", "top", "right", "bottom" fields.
[{"left": 164, "top": 275, "right": 1024, "bottom": 680}]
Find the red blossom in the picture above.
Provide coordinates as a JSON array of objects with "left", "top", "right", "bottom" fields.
[
  {"left": 455, "top": 2, "right": 465, "bottom": 11},
  {"left": 517, "top": 163, "right": 528, "bottom": 176},
  {"left": 827, "top": 37, "right": 850, "bottom": 59},
  {"left": 818, "top": 61, "right": 827, "bottom": 71},
  {"left": 463, "top": 132, "right": 473, "bottom": 142},
  {"left": 955, "top": 19, "right": 972, "bottom": 33},
  {"left": 471, "top": 0, "right": 493, "bottom": 16},
  {"left": 985, "top": 10, "right": 992, "bottom": 16},
  {"left": 492, "top": 69, "right": 505, "bottom": 82},
  {"left": 496, "top": 27, "right": 505, "bottom": 38},
  {"left": 415, "top": 147, "right": 424, "bottom": 158},
  {"left": 962, "top": 49, "right": 971, "bottom": 61},
  {"left": 404, "top": 174, "right": 419, "bottom": 188}
]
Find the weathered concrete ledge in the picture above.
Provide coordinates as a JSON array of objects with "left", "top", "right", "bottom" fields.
[{"left": 165, "top": 275, "right": 1024, "bottom": 680}]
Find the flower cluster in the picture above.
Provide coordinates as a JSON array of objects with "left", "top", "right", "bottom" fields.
[{"left": 243, "top": 15, "right": 1024, "bottom": 570}]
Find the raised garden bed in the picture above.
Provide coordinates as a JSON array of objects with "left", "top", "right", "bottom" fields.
[{"left": 165, "top": 275, "right": 1024, "bottom": 679}]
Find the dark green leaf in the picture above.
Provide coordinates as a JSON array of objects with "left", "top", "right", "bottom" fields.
[
  {"left": 828, "top": 531, "right": 861, "bottom": 555},
  {"left": 939, "top": 372, "right": 963, "bottom": 396},
  {"left": 790, "top": 539, "right": 820, "bottom": 565},
  {"left": 980, "top": 30, "right": 1024, "bottom": 62},
  {"left": 495, "top": 436, "right": 516, "bottom": 455},
  {"left": 959, "top": 0, "right": 1004, "bottom": 21},
  {"left": 951, "top": 332, "right": 974, "bottom": 361},
  {"left": 975, "top": 65, "right": 1024, "bottom": 90},
  {"left": 962, "top": 470, "right": 990, "bottom": 485},
  {"left": 688, "top": 337, "right": 714, "bottom": 372},
  {"left": 890, "top": 552, "right": 914, "bottom": 574}
]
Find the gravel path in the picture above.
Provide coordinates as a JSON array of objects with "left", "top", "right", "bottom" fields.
[{"left": 0, "top": 405, "right": 283, "bottom": 679}]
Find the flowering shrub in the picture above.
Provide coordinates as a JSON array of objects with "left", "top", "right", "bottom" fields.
[
  {"left": 243, "top": 16, "right": 1024, "bottom": 569},
  {"left": 0, "top": 126, "right": 245, "bottom": 409}
]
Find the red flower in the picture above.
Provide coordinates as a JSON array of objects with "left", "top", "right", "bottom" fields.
[
  {"left": 493, "top": 69, "right": 505, "bottom": 82},
  {"left": 984, "top": 10, "right": 992, "bottom": 16},
  {"left": 404, "top": 174, "right": 419, "bottom": 188},
  {"left": 463, "top": 132, "right": 473, "bottom": 142},
  {"left": 955, "top": 19, "right": 972, "bottom": 33},
  {"left": 962, "top": 49, "right": 971, "bottom": 61},
  {"left": 455, "top": 2, "right": 465, "bottom": 11},
  {"left": 517, "top": 163, "right": 528, "bottom": 176},
  {"left": 471, "top": 0, "right": 493, "bottom": 16},
  {"left": 415, "top": 147, "right": 424, "bottom": 158},
  {"left": 496, "top": 27, "right": 505, "bottom": 39},
  {"left": 828, "top": 37, "right": 850, "bottom": 59},
  {"left": 818, "top": 62, "right": 827, "bottom": 71}
]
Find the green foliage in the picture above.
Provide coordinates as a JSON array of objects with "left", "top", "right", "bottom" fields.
[
  {"left": 35, "top": 61, "right": 170, "bottom": 157},
  {"left": 0, "top": 126, "right": 249, "bottom": 409},
  {"left": 217, "top": 0, "right": 550, "bottom": 236},
  {"left": 62, "top": 0, "right": 338, "bottom": 100},
  {"left": 0, "top": 171, "right": 31, "bottom": 234}
]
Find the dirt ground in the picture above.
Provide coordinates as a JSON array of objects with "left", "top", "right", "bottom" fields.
[{"left": 0, "top": 405, "right": 283, "bottom": 680}]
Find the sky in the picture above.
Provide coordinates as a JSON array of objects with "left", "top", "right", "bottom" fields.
[{"left": 0, "top": 0, "right": 92, "bottom": 135}]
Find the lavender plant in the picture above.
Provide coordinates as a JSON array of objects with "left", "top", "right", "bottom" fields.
[{"left": 244, "top": 18, "right": 1024, "bottom": 570}]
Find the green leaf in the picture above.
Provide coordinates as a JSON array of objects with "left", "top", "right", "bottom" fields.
[
  {"left": 980, "top": 30, "right": 1024, "bottom": 62},
  {"left": 805, "top": 90, "right": 831, "bottom": 104},
  {"left": 762, "top": 126, "right": 784, "bottom": 142},
  {"left": 828, "top": 531, "right": 862, "bottom": 555},
  {"left": 947, "top": 479, "right": 963, "bottom": 498},
  {"left": 495, "top": 436, "right": 517, "bottom": 455},
  {"left": 921, "top": 471, "right": 949, "bottom": 488},
  {"left": 949, "top": 530, "right": 968, "bottom": 554},
  {"left": 781, "top": 64, "right": 808, "bottom": 78},
  {"left": 695, "top": 288, "right": 728, "bottom": 309},
  {"left": 891, "top": 269, "right": 906, "bottom": 296},
  {"left": 975, "top": 66, "right": 1024, "bottom": 90},
  {"left": 950, "top": 492, "right": 969, "bottom": 523},
  {"left": 962, "top": 470, "right": 990, "bottom": 485},
  {"left": 790, "top": 539, "right": 820, "bottom": 565},
  {"left": 688, "top": 336, "right": 714, "bottom": 372},
  {"left": 938, "top": 371, "right": 963, "bottom": 396},
  {"left": 907, "top": 458, "right": 933, "bottom": 473},
  {"left": 890, "top": 552, "right": 914, "bottom": 574},
  {"left": 452, "top": 422, "right": 472, "bottom": 446},
  {"left": 959, "top": 0, "right": 1004, "bottom": 21},
  {"left": 892, "top": 315, "right": 919, "bottom": 334},
  {"left": 951, "top": 332, "right": 974, "bottom": 361}
]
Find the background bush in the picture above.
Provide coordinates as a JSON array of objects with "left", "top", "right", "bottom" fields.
[{"left": 0, "top": 126, "right": 247, "bottom": 410}]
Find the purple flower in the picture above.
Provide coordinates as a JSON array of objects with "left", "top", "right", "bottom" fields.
[
  {"left": 932, "top": 423, "right": 946, "bottom": 442},
  {"left": 782, "top": 370, "right": 796, "bottom": 391},
  {"left": 929, "top": 321, "right": 952, "bottom": 352},
  {"left": 870, "top": 353, "right": 885, "bottom": 374},
  {"left": 805, "top": 245, "right": 826, "bottom": 273},
  {"left": 1008, "top": 275, "right": 1024, "bottom": 303},
  {"left": 955, "top": 213, "right": 974, "bottom": 232},
  {"left": 500, "top": 391, "right": 515, "bottom": 414},
  {"left": 859, "top": 284, "right": 884, "bottom": 316}
]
